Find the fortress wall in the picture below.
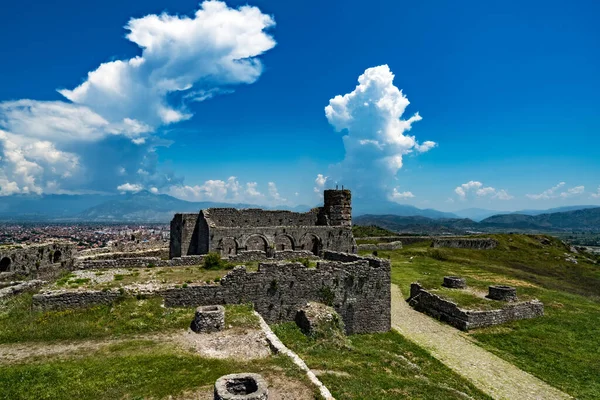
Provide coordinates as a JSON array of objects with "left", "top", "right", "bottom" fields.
[
  {"left": 432, "top": 238, "right": 498, "bottom": 250},
  {"left": 204, "top": 208, "right": 320, "bottom": 228},
  {"left": 209, "top": 226, "right": 357, "bottom": 255},
  {"left": 408, "top": 283, "right": 543, "bottom": 330},
  {"left": 0, "top": 242, "right": 76, "bottom": 280}
]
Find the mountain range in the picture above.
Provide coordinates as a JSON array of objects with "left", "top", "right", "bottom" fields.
[
  {"left": 355, "top": 207, "right": 600, "bottom": 234},
  {"left": 0, "top": 191, "right": 598, "bottom": 232}
]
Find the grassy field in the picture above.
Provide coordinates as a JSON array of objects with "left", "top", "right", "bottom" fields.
[
  {"left": 364, "top": 234, "right": 600, "bottom": 399},
  {"left": 273, "top": 322, "right": 491, "bottom": 400}
]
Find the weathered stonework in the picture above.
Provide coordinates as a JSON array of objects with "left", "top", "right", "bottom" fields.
[
  {"left": 77, "top": 255, "right": 206, "bottom": 269},
  {"left": 487, "top": 285, "right": 518, "bottom": 302},
  {"left": 190, "top": 305, "right": 225, "bottom": 333},
  {"left": 357, "top": 241, "right": 403, "bottom": 251},
  {"left": 0, "top": 242, "right": 76, "bottom": 280},
  {"left": 408, "top": 283, "right": 543, "bottom": 330},
  {"left": 442, "top": 276, "right": 467, "bottom": 289},
  {"left": 32, "top": 251, "right": 391, "bottom": 335},
  {"left": 214, "top": 373, "right": 268, "bottom": 400},
  {"left": 432, "top": 238, "right": 498, "bottom": 250},
  {"left": 295, "top": 302, "right": 344, "bottom": 337},
  {"left": 170, "top": 190, "right": 357, "bottom": 259},
  {"left": 163, "top": 252, "right": 390, "bottom": 334},
  {"left": 0, "top": 280, "right": 45, "bottom": 300}
]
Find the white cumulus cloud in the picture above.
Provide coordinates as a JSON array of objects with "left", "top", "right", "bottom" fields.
[
  {"left": 0, "top": 1, "right": 276, "bottom": 196},
  {"left": 117, "top": 182, "right": 143, "bottom": 193},
  {"left": 591, "top": 187, "right": 600, "bottom": 199},
  {"left": 455, "top": 181, "right": 512, "bottom": 201},
  {"left": 526, "top": 182, "right": 585, "bottom": 200},
  {"left": 323, "top": 65, "right": 436, "bottom": 201},
  {"left": 389, "top": 188, "right": 415, "bottom": 202}
]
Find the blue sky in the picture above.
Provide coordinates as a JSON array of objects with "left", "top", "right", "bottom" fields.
[{"left": 0, "top": 0, "right": 598, "bottom": 211}]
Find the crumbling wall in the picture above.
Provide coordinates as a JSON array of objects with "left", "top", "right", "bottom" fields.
[
  {"left": 33, "top": 289, "right": 123, "bottom": 310},
  {"left": 0, "top": 242, "right": 76, "bottom": 280},
  {"left": 169, "top": 213, "right": 202, "bottom": 258},
  {"left": 358, "top": 241, "right": 403, "bottom": 251},
  {"left": 209, "top": 226, "right": 356, "bottom": 256},
  {"left": 203, "top": 208, "right": 320, "bottom": 228},
  {"left": 77, "top": 255, "right": 206, "bottom": 269},
  {"left": 408, "top": 283, "right": 543, "bottom": 330},
  {"left": 163, "top": 254, "right": 390, "bottom": 334},
  {"left": 432, "top": 238, "right": 498, "bottom": 250}
]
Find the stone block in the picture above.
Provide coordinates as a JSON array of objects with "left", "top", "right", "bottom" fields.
[
  {"left": 191, "top": 305, "right": 225, "bottom": 333},
  {"left": 487, "top": 285, "right": 518, "bottom": 302},
  {"left": 214, "top": 373, "right": 268, "bottom": 400},
  {"left": 295, "top": 302, "right": 344, "bottom": 338},
  {"left": 442, "top": 276, "right": 467, "bottom": 289}
]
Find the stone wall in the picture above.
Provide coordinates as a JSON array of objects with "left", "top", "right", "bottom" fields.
[
  {"left": 408, "top": 283, "right": 543, "bottom": 330},
  {"left": 432, "top": 238, "right": 498, "bottom": 250},
  {"left": 0, "top": 242, "right": 76, "bottom": 280},
  {"left": 357, "top": 241, "right": 403, "bottom": 251},
  {"left": 78, "top": 248, "right": 168, "bottom": 261},
  {"left": 32, "top": 289, "right": 123, "bottom": 310},
  {"left": 162, "top": 255, "right": 390, "bottom": 334},
  {"left": 0, "top": 280, "right": 45, "bottom": 300},
  {"left": 170, "top": 213, "right": 202, "bottom": 258},
  {"left": 77, "top": 255, "right": 206, "bottom": 269},
  {"left": 204, "top": 208, "right": 320, "bottom": 228},
  {"left": 208, "top": 226, "right": 356, "bottom": 256}
]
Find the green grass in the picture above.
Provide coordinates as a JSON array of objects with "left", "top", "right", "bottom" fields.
[
  {"left": 0, "top": 295, "right": 262, "bottom": 344},
  {"left": 0, "top": 340, "right": 308, "bottom": 400},
  {"left": 370, "top": 233, "right": 600, "bottom": 399},
  {"left": 273, "top": 322, "right": 490, "bottom": 400},
  {"left": 0, "top": 294, "right": 193, "bottom": 343}
]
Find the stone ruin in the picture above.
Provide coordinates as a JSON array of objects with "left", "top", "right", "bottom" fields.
[
  {"left": 190, "top": 305, "right": 225, "bottom": 333},
  {"left": 214, "top": 373, "right": 268, "bottom": 400},
  {"left": 432, "top": 238, "right": 498, "bottom": 250},
  {"left": 408, "top": 282, "right": 543, "bottom": 330},
  {"left": 0, "top": 242, "right": 76, "bottom": 280},
  {"left": 169, "top": 189, "right": 357, "bottom": 259}
]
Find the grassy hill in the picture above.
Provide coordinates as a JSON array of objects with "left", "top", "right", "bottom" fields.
[{"left": 363, "top": 233, "right": 600, "bottom": 399}]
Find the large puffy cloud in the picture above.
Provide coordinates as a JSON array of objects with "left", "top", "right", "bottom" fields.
[
  {"left": 0, "top": 1, "right": 275, "bottom": 195},
  {"left": 454, "top": 181, "right": 513, "bottom": 201},
  {"left": 166, "top": 177, "right": 286, "bottom": 206},
  {"left": 526, "top": 182, "right": 585, "bottom": 200},
  {"left": 322, "top": 65, "right": 435, "bottom": 201}
]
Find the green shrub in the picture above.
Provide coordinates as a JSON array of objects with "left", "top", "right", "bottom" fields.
[{"left": 203, "top": 253, "right": 227, "bottom": 270}]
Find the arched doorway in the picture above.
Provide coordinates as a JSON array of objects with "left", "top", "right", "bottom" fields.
[
  {"left": 274, "top": 235, "right": 294, "bottom": 251},
  {"left": 246, "top": 235, "right": 268, "bottom": 252},
  {"left": 219, "top": 237, "right": 238, "bottom": 256},
  {"left": 53, "top": 250, "right": 62, "bottom": 263},
  {"left": 300, "top": 234, "right": 322, "bottom": 256},
  {"left": 0, "top": 257, "right": 11, "bottom": 272}
]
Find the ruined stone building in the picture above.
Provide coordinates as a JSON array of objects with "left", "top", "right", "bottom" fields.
[{"left": 170, "top": 189, "right": 357, "bottom": 258}]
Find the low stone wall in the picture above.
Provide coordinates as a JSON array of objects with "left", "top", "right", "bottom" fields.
[
  {"left": 162, "top": 256, "right": 390, "bottom": 334},
  {"left": 78, "top": 248, "right": 169, "bottom": 261},
  {"left": 32, "top": 252, "right": 391, "bottom": 335},
  {"left": 0, "top": 280, "right": 45, "bottom": 300},
  {"left": 432, "top": 238, "right": 498, "bottom": 250},
  {"left": 227, "top": 250, "right": 319, "bottom": 262},
  {"left": 76, "top": 255, "right": 205, "bottom": 269},
  {"left": 32, "top": 289, "right": 123, "bottom": 310},
  {"left": 358, "top": 241, "right": 403, "bottom": 251},
  {"left": 408, "top": 283, "right": 543, "bottom": 330}
]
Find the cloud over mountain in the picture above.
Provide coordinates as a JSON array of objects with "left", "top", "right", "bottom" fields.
[
  {"left": 321, "top": 65, "right": 435, "bottom": 201},
  {"left": 0, "top": 1, "right": 275, "bottom": 196},
  {"left": 454, "top": 181, "right": 513, "bottom": 201}
]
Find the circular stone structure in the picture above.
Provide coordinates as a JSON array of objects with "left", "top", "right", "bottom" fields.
[
  {"left": 214, "top": 373, "right": 268, "bottom": 400},
  {"left": 487, "top": 285, "right": 518, "bottom": 301},
  {"left": 442, "top": 276, "right": 467, "bottom": 289},
  {"left": 190, "top": 305, "right": 225, "bottom": 333}
]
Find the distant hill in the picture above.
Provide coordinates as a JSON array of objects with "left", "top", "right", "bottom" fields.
[
  {"left": 354, "top": 214, "right": 477, "bottom": 235},
  {"left": 452, "top": 205, "right": 599, "bottom": 221},
  {"left": 352, "top": 199, "right": 458, "bottom": 219},
  {"left": 480, "top": 207, "right": 600, "bottom": 230},
  {"left": 512, "top": 205, "right": 600, "bottom": 216},
  {"left": 355, "top": 207, "right": 600, "bottom": 233},
  {"left": 452, "top": 208, "right": 503, "bottom": 221}
]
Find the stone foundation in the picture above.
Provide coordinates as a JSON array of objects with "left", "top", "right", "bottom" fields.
[
  {"left": 442, "top": 276, "right": 467, "bottom": 289},
  {"left": 432, "top": 238, "right": 498, "bottom": 250},
  {"left": 190, "top": 305, "right": 225, "bottom": 333},
  {"left": 357, "top": 241, "right": 403, "bottom": 251},
  {"left": 487, "top": 285, "right": 518, "bottom": 301},
  {"left": 408, "top": 283, "right": 543, "bottom": 330},
  {"left": 214, "top": 373, "right": 268, "bottom": 400}
]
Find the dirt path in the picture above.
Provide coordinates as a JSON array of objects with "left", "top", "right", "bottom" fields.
[
  {"left": 391, "top": 285, "right": 571, "bottom": 400},
  {"left": 0, "top": 328, "right": 270, "bottom": 364}
]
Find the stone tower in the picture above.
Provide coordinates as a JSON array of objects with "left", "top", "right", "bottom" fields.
[{"left": 323, "top": 189, "right": 352, "bottom": 226}]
